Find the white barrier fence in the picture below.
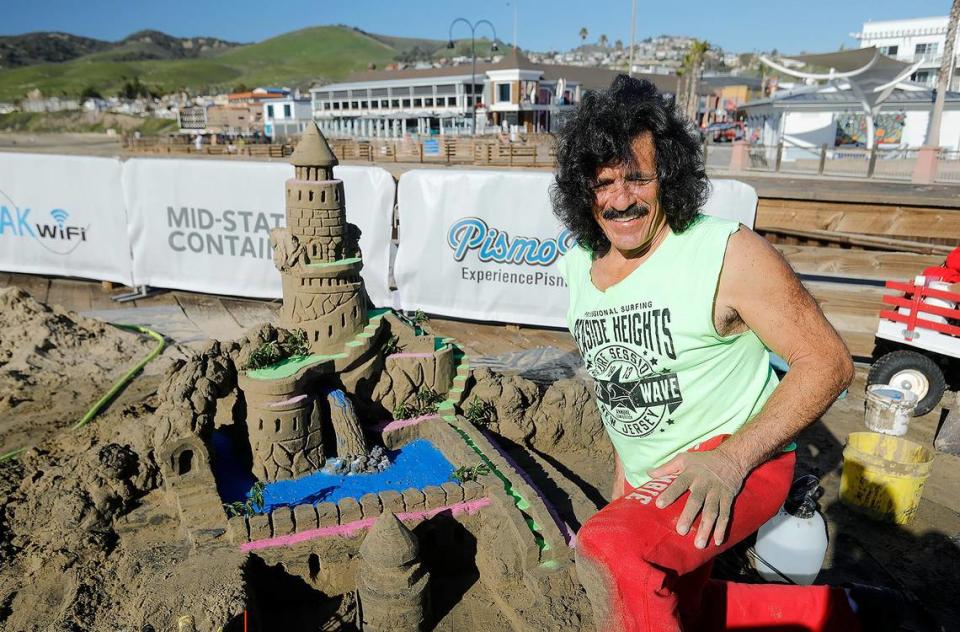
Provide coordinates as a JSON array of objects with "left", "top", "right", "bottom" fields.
[
  {"left": 396, "top": 170, "right": 572, "bottom": 327},
  {"left": 0, "top": 153, "right": 758, "bottom": 329},
  {"left": 0, "top": 153, "right": 133, "bottom": 285},
  {"left": 395, "top": 170, "right": 757, "bottom": 327},
  {"left": 123, "top": 160, "right": 395, "bottom": 305}
]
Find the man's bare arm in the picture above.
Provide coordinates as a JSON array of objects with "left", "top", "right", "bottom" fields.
[
  {"left": 713, "top": 228, "right": 854, "bottom": 474},
  {"left": 650, "top": 227, "right": 854, "bottom": 547}
]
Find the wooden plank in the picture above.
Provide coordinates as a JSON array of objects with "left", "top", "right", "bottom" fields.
[
  {"left": 46, "top": 278, "right": 92, "bottom": 312},
  {"left": 7, "top": 273, "right": 51, "bottom": 303},
  {"left": 778, "top": 245, "right": 942, "bottom": 282},
  {"left": 220, "top": 297, "right": 279, "bottom": 331},
  {"left": 174, "top": 292, "right": 246, "bottom": 342},
  {"left": 803, "top": 280, "right": 884, "bottom": 358},
  {"left": 757, "top": 198, "right": 960, "bottom": 240},
  {"left": 763, "top": 227, "right": 952, "bottom": 255}
]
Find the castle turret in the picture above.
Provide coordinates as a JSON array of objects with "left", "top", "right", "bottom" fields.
[
  {"left": 279, "top": 122, "right": 369, "bottom": 354},
  {"left": 358, "top": 512, "right": 430, "bottom": 631}
]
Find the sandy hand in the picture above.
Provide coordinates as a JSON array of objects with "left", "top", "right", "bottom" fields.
[{"left": 647, "top": 448, "right": 746, "bottom": 548}]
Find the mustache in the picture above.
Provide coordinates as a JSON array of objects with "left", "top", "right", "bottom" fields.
[{"left": 601, "top": 203, "right": 650, "bottom": 221}]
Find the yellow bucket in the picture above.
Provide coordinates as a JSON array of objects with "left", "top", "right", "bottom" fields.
[{"left": 839, "top": 432, "right": 934, "bottom": 525}]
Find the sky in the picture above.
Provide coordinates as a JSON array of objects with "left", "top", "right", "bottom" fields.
[{"left": 1, "top": 0, "right": 953, "bottom": 55}]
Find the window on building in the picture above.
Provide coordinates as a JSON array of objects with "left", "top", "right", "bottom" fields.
[
  {"left": 382, "top": 100, "right": 389, "bottom": 108},
  {"left": 497, "top": 83, "right": 511, "bottom": 103},
  {"left": 447, "top": 96, "right": 457, "bottom": 106},
  {"left": 267, "top": 105, "right": 274, "bottom": 118},
  {"left": 879, "top": 45, "right": 898, "bottom": 56},
  {"left": 333, "top": 102, "right": 340, "bottom": 110},
  {"left": 413, "top": 98, "right": 422, "bottom": 107},
  {"left": 283, "top": 104, "right": 291, "bottom": 117},
  {"left": 912, "top": 70, "right": 933, "bottom": 84},
  {"left": 424, "top": 98, "right": 433, "bottom": 106},
  {"left": 351, "top": 101, "right": 359, "bottom": 109},
  {"left": 402, "top": 98, "right": 411, "bottom": 107},
  {"left": 391, "top": 99, "right": 400, "bottom": 108},
  {"left": 915, "top": 42, "right": 939, "bottom": 57},
  {"left": 371, "top": 100, "right": 379, "bottom": 109},
  {"left": 360, "top": 100, "right": 368, "bottom": 109}
]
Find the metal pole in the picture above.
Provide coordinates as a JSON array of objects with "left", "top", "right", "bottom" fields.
[
  {"left": 629, "top": 0, "right": 637, "bottom": 77},
  {"left": 472, "top": 31, "right": 477, "bottom": 135},
  {"left": 926, "top": 0, "right": 960, "bottom": 146}
]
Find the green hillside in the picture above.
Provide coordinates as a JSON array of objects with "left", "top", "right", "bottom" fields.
[{"left": 0, "top": 26, "right": 399, "bottom": 101}]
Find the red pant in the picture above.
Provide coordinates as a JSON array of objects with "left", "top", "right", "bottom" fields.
[{"left": 575, "top": 436, "right": 861, "bottom": 632}]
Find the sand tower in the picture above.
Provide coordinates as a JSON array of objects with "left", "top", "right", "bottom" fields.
[
  {"left": 358, "top": 511, "right": 430, "bottom": 631},
  {"left": 278, "top": 122, "right": 369, "bottom": 354}
]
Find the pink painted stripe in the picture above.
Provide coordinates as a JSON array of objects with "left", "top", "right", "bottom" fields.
[
  {"left": 370, "top": 414, "right": 437, "bottom": 433},
  {"left": 387, "top": 352, "right": 434, "bottom": 360},
  {"left": 264, "top": 394, "right": 310, "bottom": 409},
  {"left": 240, "top": 497, "right": 492, "bottom": 552}
]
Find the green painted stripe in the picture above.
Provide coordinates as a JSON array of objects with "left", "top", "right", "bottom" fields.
[{"left": 304, "top": 257, "right": 362, "bottom": 268}]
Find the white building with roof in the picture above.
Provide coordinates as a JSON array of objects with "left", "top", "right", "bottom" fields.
[
  {"left": 263, "top": 97, "right": 312, "bottom": 140},
  {"left": 852, "top": 16, "right": 960, "bottom": 88},
  {"left": 309, "top": 48, "right": 677, "bottom": 137},
  {"left": 741, "top": 86, "right": 960, "bottom": 151}
]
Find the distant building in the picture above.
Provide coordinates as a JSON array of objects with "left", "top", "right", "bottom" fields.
[
  {"left": 228, "top": 87, "right": 290, "bottom": 104},
  {"left": 177, "top": 87, "right": 291, "bottom": 136},
  {"left": 740, "top": 86, "right": 960, "bottom": 151},
  {"left": 694, "top": 75, "right": 764, "bottom": 127},
  {"left": 263, "top": 97, "right": 312, "bottom": 140},
  {"left": 310, "top": 48, "right": 678, "bottom": 137},
  {"left": 852, "top": 16, "right": 960, "bottom": 89},
  {"left": 178, "top": 106, "right": 208, "bottom": 132}
]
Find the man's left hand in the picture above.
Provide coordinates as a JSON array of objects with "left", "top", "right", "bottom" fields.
[{"left": 647, "top": 448, "right": 746, "bottom": 548}]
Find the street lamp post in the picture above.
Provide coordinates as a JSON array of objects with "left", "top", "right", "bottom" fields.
[{"left": 448, "top": 18, "right": 499, "bottom": 135}]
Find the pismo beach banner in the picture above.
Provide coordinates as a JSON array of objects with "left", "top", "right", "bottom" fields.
[
  {"left": 395, "top": 169, "right": 573, "bottom": 328},
  {"left": 123, "top": 159, "right": 395, "bottom": 305},
  {"left": 394, "top": 171, "right": 758, "bottom": 328},
  {"left": 0, "top": 153, "right": 133, "bottom": 285}
]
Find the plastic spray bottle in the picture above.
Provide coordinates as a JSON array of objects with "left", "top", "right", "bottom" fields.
[{"left": 751, "top": 475, "right": 829, "bottom": 585}]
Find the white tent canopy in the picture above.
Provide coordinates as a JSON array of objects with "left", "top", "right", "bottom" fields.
[{"left": 760, "top": 47, "right": 923, "bottom": 148}]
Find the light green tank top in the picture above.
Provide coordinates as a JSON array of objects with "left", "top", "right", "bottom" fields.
[{"left": 557, "top": 215, "right": 777, "bottom": 487}]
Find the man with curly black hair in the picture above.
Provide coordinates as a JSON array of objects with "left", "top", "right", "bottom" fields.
[{"left": 551, "top": 75, "right": 905, "bottom": 631}]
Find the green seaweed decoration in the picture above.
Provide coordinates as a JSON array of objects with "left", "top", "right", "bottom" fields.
[
  {"left": 415, "top": 387, "right": 444, "bottom": 411},
  {"left": 381, "top": 334, "right": 403, "bottom": 356},
  {"left": 222, "top": 481, "right": 268, "bottom": 517},
  {"left": 242, "top": 329, "right": 309, "bottom": 371},
  {"left": 464, "top": 398, "right": 495, "bottom": 426},
  {"left": 452, "top": 464, "right": 490, "bottom": 483},
  {"left": 391, "top": 388, "right": 445, "bottom": 420}
]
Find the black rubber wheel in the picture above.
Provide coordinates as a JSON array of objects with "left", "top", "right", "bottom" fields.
[{"left": 868, "top": 350, "right": 946, "bottom": 416}]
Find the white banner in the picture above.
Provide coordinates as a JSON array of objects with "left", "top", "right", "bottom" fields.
[
  {"left": 123, "top": 159, "right": 395, "bottom": 305},
  {"left": 395, "top": 169, "right": 571, "bottom": 327},
  {"left": 0, "top": 153, "right": 133, "bottom": 285},
  {"left": 394, "top": 171, "right": 757, "bottom": 327}
]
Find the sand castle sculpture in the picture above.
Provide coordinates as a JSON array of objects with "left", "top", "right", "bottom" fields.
[{"left": 150, "top": 122, "right": 590, "bottom": 630}]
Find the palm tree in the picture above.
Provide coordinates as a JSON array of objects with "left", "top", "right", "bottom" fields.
[
  {"left": 926, "top": 0, "right": 960, "bottom": 146},
  {"left": 615, "top": 39, "right": 624, "bottom": 51},
  {"left": 579, "top": 27, "right": 589, "bottom": 43},
  {"left": 599, "top": 34, "right": 609, "bottom": 49},
  {"left": 680, "top": 40, "right": 710, "bottom": 123}
]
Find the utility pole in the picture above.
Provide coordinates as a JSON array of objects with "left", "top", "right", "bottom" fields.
[
  {"left": 628, "top": 0, "right": 638, "bottom": 77},
  {"left": 926, "top": 0, "right": 960, "bottom": 146}
]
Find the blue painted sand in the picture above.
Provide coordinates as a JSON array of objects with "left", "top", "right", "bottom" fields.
[{"left": 211, "top": 432, "right": 455, "bottom": 514}]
